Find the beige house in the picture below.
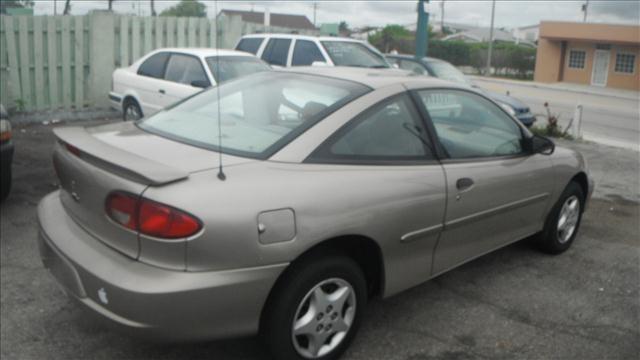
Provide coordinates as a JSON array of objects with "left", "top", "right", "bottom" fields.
[{"left": 534, "top": 21, "right": 640, "bottom": 91}]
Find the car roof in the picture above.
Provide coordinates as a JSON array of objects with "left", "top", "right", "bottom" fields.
[
  {"left": 151, "top": 48, "right": 254, "bottom": 58},
  {"left": 241, "top": 33, "right": 365, "bottom": 43},
  {"left": 280, "top": 66, "right": 464, "bottom": 90}
]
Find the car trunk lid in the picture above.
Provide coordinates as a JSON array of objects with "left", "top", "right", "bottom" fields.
[{"left": 53, "top": 122, "right": 254, "bottom": 259}]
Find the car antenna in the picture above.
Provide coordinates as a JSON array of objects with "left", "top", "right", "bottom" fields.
[{"left": 214, "top": 0, "right": 226, "bottom": 181}]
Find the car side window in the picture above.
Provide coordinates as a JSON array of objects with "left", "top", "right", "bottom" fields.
[
  {"left": 417, "top": 89, "right": 523, "bottom": 159},
  {"left": 236, "top": 38, "right": 264, "bottom": 55},
  {"left": 137, "top": 52, "right": 170, "bottom": 78},
  {"left": 399, "top": 60, "right": 427, "bottom": 75},
  {"left": 164, "top": 54, "right": 209, "bottom": 86},
  {"left": 292, "top": 40, "right": 325, "bottom": 66},
  {"left": 310, "top": 94, "right": 435, "bottom": 163},
  {"left": 261, "top": 38, "right": 292, "bottom": 66}
]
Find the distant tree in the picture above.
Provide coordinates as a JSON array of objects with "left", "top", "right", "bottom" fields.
[
  {"left": 369, "top": 25, "right": 412, "bottom": 53},
  {"left": 0, "top": 0, "right": 34, "bottom": 14},
  {"left": 338, "top": 21, "right": 350, "bottom": 35},
  {"left": 63, "top": 0, "right": 72, "bottom": 15},
  {"left": 160, "top": 0, "right": 206, "bottom": 17}
]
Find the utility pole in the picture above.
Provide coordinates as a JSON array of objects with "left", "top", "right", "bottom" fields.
[
  {"left": 440, "top": 0, "right": 445, "bottom": 33},
  {"left": 485, "top": 0, "right": 496, "bottom": 76},
  {"left": 54, "top": 0, "right": 57, "bottom": 15},
  {"left": 582, "top": 0, "right": 589, "bottom": 22},
  {"left": 415, "top": 0, "right": 430, "bottom": 58},
  {"left": 313, "top": 2, "right": 318, "bottom": 27}
]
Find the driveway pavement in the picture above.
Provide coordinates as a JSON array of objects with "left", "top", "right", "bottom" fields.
[
  {"left": 471, "top": 76, "right": 640, "bottom": 151},
  {"left": 1, "top": 121, "right": 638, "bottom": 360}
]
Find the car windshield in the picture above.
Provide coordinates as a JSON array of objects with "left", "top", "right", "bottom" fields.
[
  {"left": 321, "top": 41, "right": 389, "bottom": 68},
  {"left": 427, "top": 60, "right": 472, "bottom": 85},
  {"left": 205, "top": 56, "right": 271, "bottom": 83},
  {"left": 139, "top": 72, "right": 370, "bottom": 159}
]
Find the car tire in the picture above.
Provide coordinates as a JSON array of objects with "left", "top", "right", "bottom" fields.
[
  {"left": 0, "top": 165, "right": 11, "bottom": 202},
  {"left": 122, "top": 99, "right": 143, "bottom": 121},
  {"left": 538, "top": 181, "right": 585, "bottom": 254},
  {"left": 261, "top": 254, "right": 367, "bottom": 360}
]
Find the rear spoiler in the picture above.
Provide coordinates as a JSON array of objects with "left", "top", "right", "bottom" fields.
[{"left": 53, "top": 126, "right": 189, "bottom": 186}]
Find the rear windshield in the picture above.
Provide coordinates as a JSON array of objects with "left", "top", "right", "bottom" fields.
[
  {"left": 205, "top": 56, "right": 271, "bottom": 83},
  {"left": 235, "top": 38, "right": 264, "bottom": 54},
  {"left": 321, "top": 41, "right": 389, "bottom": 68},
  {"left": 138, "top": 72, "right": 370, "bottom": 159},
  {"left": 426, "top": 60, "right": 472, "bottom": 85}
]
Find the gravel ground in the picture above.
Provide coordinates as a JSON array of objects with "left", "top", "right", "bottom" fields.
[{"left": 1, "top": 120, "right": 638, "bottom": 360}]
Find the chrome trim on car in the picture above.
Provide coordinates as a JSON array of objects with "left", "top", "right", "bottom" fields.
[
  {"left": 446, "top": 193, "right": 550, "bottom": 229},
  {"left": 400, "top": 224, "right": 443, "bottom": 243}
]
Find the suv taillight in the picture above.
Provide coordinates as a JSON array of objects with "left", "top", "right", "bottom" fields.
[{"left": 106, "top": 192, "right": 202, "bottom": 239}]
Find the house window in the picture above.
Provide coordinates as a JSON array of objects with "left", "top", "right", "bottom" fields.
[
  {"left": 568, "top": 50, "right": 586, "bottom": 69},
  {"left": 614, "top": 53, "right": 636, "bottom": 74}
]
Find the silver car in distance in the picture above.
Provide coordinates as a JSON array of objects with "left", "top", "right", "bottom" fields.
[{"left": 38, "top": 68, "right": 593, "bottom": 360}]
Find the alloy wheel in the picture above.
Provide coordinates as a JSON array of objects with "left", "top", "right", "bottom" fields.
[
  {"left": 291, "top": 278, "right": 356, "bottom": 359},
  {"left": 557, "top": 195, "right": 580, "bottom": 244}
]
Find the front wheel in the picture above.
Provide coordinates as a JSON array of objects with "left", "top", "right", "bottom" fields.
[
  {"left": 538, "top": 181, "right": 585, "bottom": 254},
  {"left": 261, "top": 255, "right": 367, "bottom": 360}
]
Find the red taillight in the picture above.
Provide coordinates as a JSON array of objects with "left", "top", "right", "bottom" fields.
[
  {"left": 106, "top": 192, "right": 202, "bottom": 239},
  {"left": 66, "top": 143, "right": 81, "bottom": 156}
]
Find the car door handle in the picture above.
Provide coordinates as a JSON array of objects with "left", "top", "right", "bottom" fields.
[
  {"left": 456, "top": 177, "right": 474, "bottom": 191},
  {"left": 158, "top": 89, "right": 165, "bottom": 94}
]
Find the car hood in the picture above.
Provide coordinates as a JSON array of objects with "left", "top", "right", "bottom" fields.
[{"left": 482, "top": 90, "right": 528, "bottom": 109}]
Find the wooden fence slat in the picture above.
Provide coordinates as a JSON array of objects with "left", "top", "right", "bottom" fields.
[
  {"left": 74, "top": 16, "right": 84, "bottom": 109},
  {"left": 166, "top": 17, "right": 175, "bottom": 47},
  {"left": 177, "top": 17, "right": 185, "bottom": 46},
  {"left": 131, "top": 18, "right": 140, "bottom": 61},
  {"left": 209, "top": 19, "right": 216, "bottom": 48},
  {"left": 144, "top": 17, "right": 152, "bottom": 54},
  {"left": 120, "top": 16, "right": 129, "bottom": 66},
  {"left": 188, "top": 17, "right": 196, "bottom": 47},
  {"left": 61, "top": 16, "right": 71, "bottom": 109},
  {"left": 18, "top": 16, "right": 31, "bottom": 110},
  {"left": 4, "top": 17, "right": 21, "bottom": 106},
  {"left": 155, "top": 17, "right": 163, "bottom": 49},
  {"left": 46, "top": 16, "right": 59, "bottom": 108},
  {"left": 199, "top": 18, "right": 207, "bottom": 47},
  {"left": 33, "top": 17, "right": 45, "bottom": 109}
]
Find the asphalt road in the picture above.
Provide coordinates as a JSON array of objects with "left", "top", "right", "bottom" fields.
[
  {"left": 472, "top": 78, "right": 640, "bottom": 151},
  {"left": 1, "top": 121, "right": 639, "bottom": 360}
]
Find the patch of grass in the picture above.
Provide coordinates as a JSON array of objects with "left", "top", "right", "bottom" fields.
[{"left": 530, "top": 125, "right": 574, "bottom": 140}]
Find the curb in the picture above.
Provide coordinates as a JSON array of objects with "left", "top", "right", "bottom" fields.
[{"left": 469, "top": 76, "right": 639, "bottom": 101}]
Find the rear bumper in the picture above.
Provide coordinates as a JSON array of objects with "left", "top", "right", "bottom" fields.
[{"left": 37, "top": 191, "right": 287, "bottom": 341}]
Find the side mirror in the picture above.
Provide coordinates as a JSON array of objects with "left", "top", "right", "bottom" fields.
[
  {"left": 392, "top": 63, "right": 399, "bottom": 69},
  {"left": 191, "top": 80, "right": 211, "bottom": 88},
  {"left": 311, "top": 61, "right": 329, "bottom": 67},
  {"left": 525, "top": 135, "right": 555, "bottom": 155}
]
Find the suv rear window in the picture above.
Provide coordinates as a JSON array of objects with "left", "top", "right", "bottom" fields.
[
  {"left": 236, "top": 38, "right": 264, "bottom": 55},
  {"left": 261, "top": 38, "right": 292, "bottom": 66},
  {"left": 137, "top": 52, "right": 170, "bottom": 78},
  {"left": 321, "top": 41, "right": 389, "bottom": 68}
]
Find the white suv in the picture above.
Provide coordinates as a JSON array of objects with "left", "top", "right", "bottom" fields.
[{"left": 235, "top": 34, "right": 391, "bottom": 69}]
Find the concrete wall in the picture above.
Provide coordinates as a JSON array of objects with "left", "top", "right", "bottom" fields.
[{"left": 533, "top": 38, "right": 563, "bottom": 82}]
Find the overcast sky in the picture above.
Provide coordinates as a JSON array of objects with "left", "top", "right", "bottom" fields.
[{"left": 33, "top": 1, "right": 640, "bottom": 29}]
